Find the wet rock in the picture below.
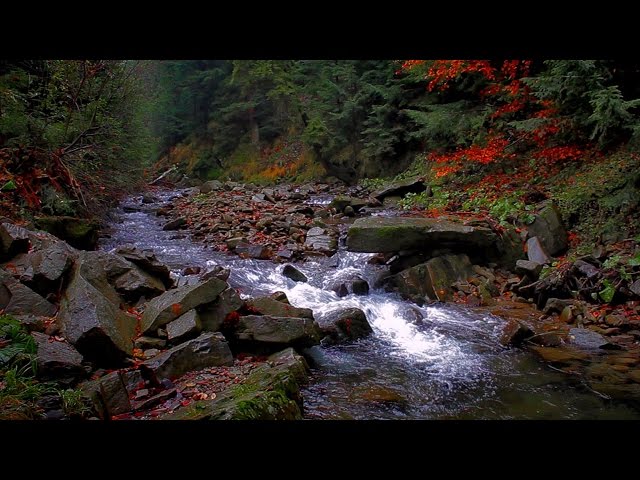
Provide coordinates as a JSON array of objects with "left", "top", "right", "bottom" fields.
[
  {"left": 351, "top": 278, "right": 369, "bottom": 295},
  {"left": 134, "top": 336, "right": 167, "bottom": 350},
  {"left": 230, "top": 315, "right": 321, "bottom": 349},
  {"left": 276, "top": 248, "right": 294, "bottom": 260},
  {"left": 181, "top": 266, "right": 201, "bottom": 276},
  {"left": 245, "top": 296, "right": 313, "bottom": 319},
  {"left": 165, "top": 348, "right": 308, "bottom": 420},
  {"left": 388, "top": 254, "right": 472, "bottom": 302},
  {"left": 568, "top": 327, "right": 619, "bottom": 350},
  {"left": 331, "top": 283, "right": 349, "bottom": 297},
  {"left": 270, "top": 291, "right": 290, "bottom": 304},
  {"left": 162, "top": 217, "right": 187, "bottom": 231},
  {"left": 166, "top": 309, "right": 202, "bottom": 343},
  {"left": 304, "top": 227, "right": 337, "bottom": 253},
  {"left": 356, "top": 386, "right": 407, "bottom": 405},
  {"left": 141, "top": 332, "right": 233, "bottom": 382},
  {"left": 316, "top": 307, "right": 372, "bottom": 344},
  {"left": 4, "top": 281, "right": 57, "bottom": 317},
  {"left": 371, "top": 178, "right": 427, "bottom": 201},
  {"left": 500, "top": 319, "right": 534, "bottom": 347},
  {"left": 282, "top": 264, "right": 307, "bottom": 283},
  {"left": 526, "top": 237, "right": 551, "bottom": 264},
  {"left": 529, "top": 345, "right": 589, "bottom": 364},
  {"left": 200, "top": 265, "right": 230, "bottom": 282},
  {"left": 59, "top": 267, "right": 137, "bottom": 366},
  {"left": 515, "top": 259, "right": 543, "bottom": 279},
  {"left": 235, "top": 243, "right": 273, "bottom": 260},
  {"left": 116, "top": 246, "right": 173, "bottom": 288},
  {"left": 80, "top": 371, "right": 131, "bottom": 419},
  {"left": 347, "top": 216, "right": 497, "bottom": 253},
  {"left": 32, "top": 332, "right": 85, "bottom": 381},
  {"left": 141, "top": 277, "right": 228, "bottom": 334},
  {"left": 344, "top": 206, "right": 355, "bottom": 217},
  {"left": 34, "top": 216, "right": 99, "bottom": 250},
  {"left": 543, "top": 298, "right": 583, "bottom": 316},
  {"left": 199, "top": 287, "right": 243, "bottom": 332},
  {"left": 328, "top": 196, "right": 368, "bottom": 213},
  {"left": 526, "top": 201, "right": 568, "bottom": 256}
]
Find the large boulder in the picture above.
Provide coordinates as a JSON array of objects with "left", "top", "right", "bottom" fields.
[
  {"left": 4, "top": 281, "right": 57, "bottom": 317},
  {"left": 141, "top": 332, "right": 233, "bottom": 382},
  {"left": 164, "top": 348, "right": 308, "bottom": 420},
  {"left": 305, "top": 227, "right": 337, "bottom": 253},
  {"left": 316, "top": 307, "right": 373, "bottom": 344},
  {"left": 80, "top": 371, "right": 131, "bottom": 419},
  {"left": 371, "top": 178, "right": 427, "bottom": 201},
  {"left": 245, "top": 296, "right": 314, "bottom": 319},
  {"left": 526, "top": 201, "right": 568, "bottom": 256},
  {"left": 229, "top": 315, "right": 321, "bottom": 349},
  {"left": 27, "top": 242, "right": 76, "bottom": 295},
  {"left": 387, "top": 254, "right": 472, "bottom": 302},
  {"left": 199, "top": 288, "right": 243, "bottom": 332},
  {"left": 141, "top": 277, "right": 228, "bottom": 334},
  {"left": 58, "top": 263, "right": 138, "bottom": 367},
  {"left": 166, "top": 309, "right": 202, "bottom": 343},
  {"left": 347, "top": 217, "right": 497, "bottom": 253},
  {"left": 115, "top": 246, "right": 173, "bottom": 288},
  {"left": 34, "top": 216, "right": 99, "bottom": 250},
  {"left": 78, "top": 250, "right": 165, "bottom": 304},
  {"left": 0, "top": 222, "right": 30, "bottom": 260},
  {"left": 32, "top": 332, "right": 85, "bottom": 382}
]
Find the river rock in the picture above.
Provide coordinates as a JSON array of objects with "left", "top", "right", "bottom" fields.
[
  {"left": 304, "top": 227, "right": 337, "bottom": 253},
  {"left": 245, "top": 296, "right": 313, "bottom": 319},
  {"left": 141, "top": 277, "right": 227, "bottom": 334},
  {"left": 573, "top": 259, "right": 600, "bottom": 279},
  {"left": 282, "top": 264, "right": 307, "bottom": 283},
  {"left": 515, "top": 259, "right": 543, "bottom": 279},
  {"left": 4, "top": 280, "right": 57, "bottom": 317},
  {"left": 134, "top": 336, "right": 167, "bottom": 350},
  {"left": 165, "top": 348, "right": 308, "bottom": 420},
  {"left": 229, "top": 315, "right": 321, "bottom": 349},
  {"left": 81, "top": 371, "right": 131, "bottom": 419},
  {"left": 328, "top": 196, "right": 368, "bottom": 213},
  {"left": 351, "top": 277, "right": 369, "bottom": 295},
  {"left": 630, "top": 279, "right": 640, "bottom": 297},
  {"left": 58, "top": 264, "right": 137, "bottom": 366},
  {"left": 141, "top": 332, "right": 233, "bottom": 382},
  {"left": 347, "top": 217, "right": 497, "bottom": 254},
  {"left": 568, "top": 327, "right": 619, "bottom": 350},
  {"left": 0, "top": 222, "right": 30, "bottom": 260},
  {"left": 500, "top": 319, "right": 534, "bottom": 347},
  {"left": 162, "top": 217, "right": 187, "bottom": 231},
  {"left": 166, "top": 309, "right": 202, "bottom": 343},
  {"left": 235, "top": 243, "right": 273, "bottom": 260},
  {"left": 526, "top": 237, "right": 551, "bottom": 264},
  {"left": 388, "top": 254, "right": 472, "bottom": 302},
  {"left": 199, "top": 287, "right": 243, "bottom": 332},
  {"left": 316, "top": 307, "right": 372, "bottom": 344},
  {"left": 32, "top": 332, "right": 85, "bottom": 381},
  {"left": 527, "top": 201, "right": 568, "bottom": 256},
  {"left": 26, "top": 242, "right": 76, "bottom": 295},
  {"left": 371, "top": 178, "right": 427, "bottom": 201},
  {"left": 115, "top": 246, "right": 173, "bottom": 288},
  {"left": 34, "top": 216, "right": 99, "bottom": 250}
]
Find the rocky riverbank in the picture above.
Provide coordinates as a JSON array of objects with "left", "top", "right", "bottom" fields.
[{"left": 155, "top": 179, "right": 640, "bottom": 408}]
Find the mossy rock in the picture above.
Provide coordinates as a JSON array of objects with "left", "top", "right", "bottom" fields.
[
  {"left": 163, "top": 348, "right": 309, "bottom": 420},
  {"left": 34, "top": 216, "right": 100, "bottom": 251}
]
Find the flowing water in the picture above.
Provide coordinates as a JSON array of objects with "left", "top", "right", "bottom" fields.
[{"left": 101, "top": 190, "right": 640, "bottom": 419}]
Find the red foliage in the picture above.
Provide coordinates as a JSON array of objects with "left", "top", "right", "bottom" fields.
[
  {"left": 533, "top": 146, "right": 583, "bottom": 163},
  {"left": 171, "top": 303, "right": 182, "bottom": 316},
  {"left": 222, "top": 311, "right": 240, "bottom": 329}
]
